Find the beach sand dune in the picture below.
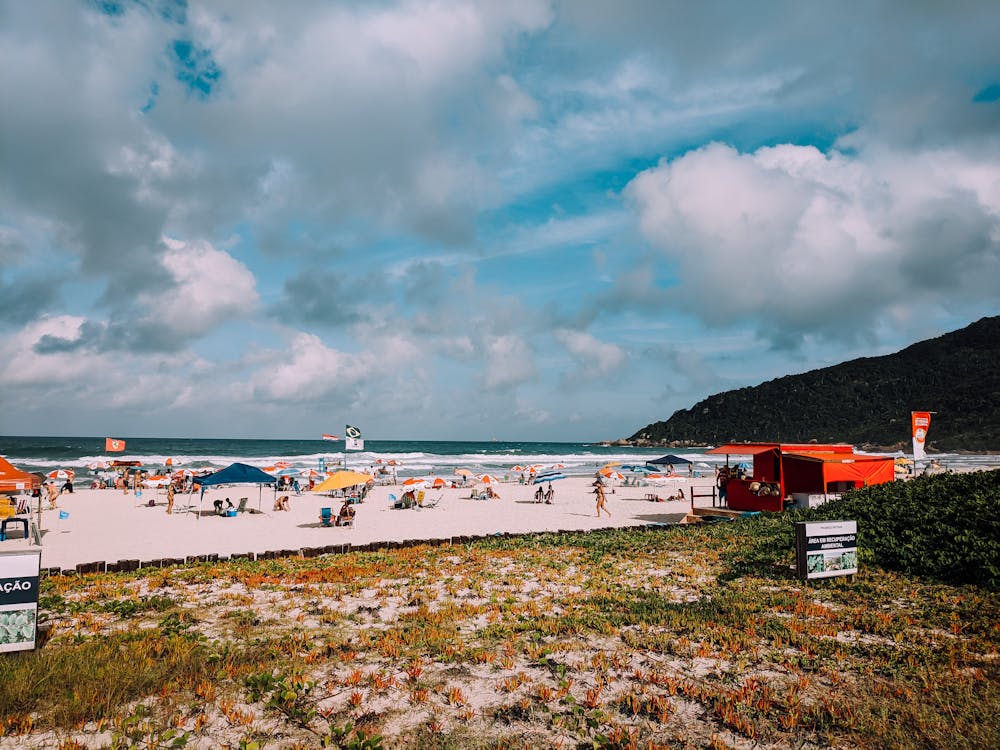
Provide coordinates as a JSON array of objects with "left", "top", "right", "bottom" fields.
[{"left": 25, "top": 478, "right": 703, "bottom": 570}]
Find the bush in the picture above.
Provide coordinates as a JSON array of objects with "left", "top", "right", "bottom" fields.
[{"left": 801, "top": 469, "right": 1000, "bottom": 589}]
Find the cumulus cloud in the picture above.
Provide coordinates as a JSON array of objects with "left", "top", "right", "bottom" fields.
[
  {"left": 480, "top": 335, "right": 537, "bottom": 390},
  {"left": 554, "top": 329, "right": 625, "bottom": 379},
  {"left": 139, "top": 237, "right": 259, "bottom": 339},
  {"left": 626, "top": 140, "right": 1000, "bottom": 345}
]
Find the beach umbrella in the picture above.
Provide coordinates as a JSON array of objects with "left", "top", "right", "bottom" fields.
[
  {"left": 599, "top": 469, "right": 625, "bottom": 482},
  {"left": 87, "top": 461, "right": 108, "bottom": 471},
  {"left": 453, "top": 468, "right": 474, "bottom": 477},
  {"left": 172, "top": 469, "right": 195, "bottom": 478},
  {"left": 313, "top": 471, "right": 375, "bottom": 493},
  {"left": 430, "top": 477, "right": 449, "bottom": 489},
  {"left": 510, "top": 465, "right": 526, "bottom": 472},
  {"left": 402, "top": 476, "right": 430, "bottom": 487},
  {"left": 477, "top": 474, "right": 502, "bottom": 484},
  {"left": 145, "top": 475, "right": 170, "bottom": 487},
  {"left": 48, "top": 469, "right": 75, "bottom": 481},
  {"left": 601, "top": 461, "right": 621, "bottom": 468},
  {"left": 164, "top": 457, "right": 182, "bottom": 467},
  {"left": 549, "top": 463, "right": 565, "bottom": 469},
  {"left": 531, "top": 470, "right": 566, "bottom": 485},
  {"left": 273, "top": 461, "right": 292, "bottom": 469},
  {"left": 299, "top": 468, "right": 324, "bottom": 479}
]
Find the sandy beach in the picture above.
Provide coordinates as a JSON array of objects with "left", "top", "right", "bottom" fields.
[{"left": 21, "top": 476, "right": 705, "bottom": 571}]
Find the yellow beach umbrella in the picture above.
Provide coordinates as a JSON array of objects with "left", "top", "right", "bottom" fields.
[{"left": 313, "top": 470, "right": 374, "bottom": 492}]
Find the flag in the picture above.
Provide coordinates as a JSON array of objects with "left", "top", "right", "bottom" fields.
[
  {"left": 345, "top": 425, "right": 363, "bottom": 451},
  {"left": 911, "top": 412, "right": 932, "bottom": 461},
  {"left": 321, "top": 433, "right": 339, "bottom": 441},
  {"left": 105, "top": 438, "right": 126, "bottom": 452}
]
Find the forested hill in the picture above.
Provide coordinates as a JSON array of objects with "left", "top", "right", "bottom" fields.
[{"left": 629, "top": 316, "right": 1000, "bottom": 451}]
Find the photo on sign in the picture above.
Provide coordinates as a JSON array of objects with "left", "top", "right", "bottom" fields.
[
  {"left": 0, "top": 608, "right": 35, "bottom": 645},
  {"left": 807, "top": 549, "right": 857, "bottom": 575}
]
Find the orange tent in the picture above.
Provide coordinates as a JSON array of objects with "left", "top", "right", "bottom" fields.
[{"left": 0, "top": 456, "right": 41, "bottom": 493}]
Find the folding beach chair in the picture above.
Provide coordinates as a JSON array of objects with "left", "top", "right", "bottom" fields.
[{"left": 320, "top": 507, "right": 333, "bottom": 527}]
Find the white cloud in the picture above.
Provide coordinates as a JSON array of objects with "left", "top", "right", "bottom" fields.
[
  {"left": 481, "top": 335, "right": 537, "bottom": 390},
  {"left": 626, "top": 140, "right": 1000, "bottom": 342},
  {"left": 554, "top": 329, "right": 625, "bottom": 378},
  {"left": 140, "top": 237, "right": 259, "bottom": 338}
]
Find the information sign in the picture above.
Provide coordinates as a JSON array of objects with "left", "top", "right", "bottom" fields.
[
  {"left": 0, "top": 549, "right": 42, "bottom": 653},
  {"left": 795, "top": 520, "right": 858, "bottom": 580}
]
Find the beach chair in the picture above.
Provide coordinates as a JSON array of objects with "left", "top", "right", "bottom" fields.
[
  {"left": 237, "top": 497, "right": 249, "bottom": 514},
  {"left": 388, "top": 493, "right": 399, "bottom": 509},
  {"left": 320, "top": 507, "right": 333, "bottom": 527},
  {"left": 1, "top": 517, "right": 29, "bottom": 541},
  {"left": 416, "top": 490, "right": 425, "bottom": 506},
  {"left": 420, "top": 494, "right": 441, "bottom": 508}
]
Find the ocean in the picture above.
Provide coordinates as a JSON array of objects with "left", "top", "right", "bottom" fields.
[
  {"left": 0, "top": 436, "right": 709, "bottom": 481},
  {"left": 2, "top": 436, "right": 995, "bottom": 481}
]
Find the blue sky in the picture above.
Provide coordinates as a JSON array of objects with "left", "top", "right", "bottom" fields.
[{"left": 1, "top": 0, "right": 999, "bottom": 441}]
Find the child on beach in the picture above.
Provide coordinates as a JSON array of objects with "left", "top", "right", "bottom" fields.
[{"left": 274, "top": 495, "right": 290, "bottom": 512}]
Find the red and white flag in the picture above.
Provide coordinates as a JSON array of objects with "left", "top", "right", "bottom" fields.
[
  {"left": 911, "top": 412, "right": 931, "bottom": 461},
  {"left": 321, "top": 433, "right": 339, "bottom": 441},
  {"left": 105, "top": 437, "right": 126, "bottom": 452}
]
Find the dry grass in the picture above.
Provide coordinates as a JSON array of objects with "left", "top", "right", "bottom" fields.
[{"left": 1, "top": 521, "right": 997, "bottom": 749}]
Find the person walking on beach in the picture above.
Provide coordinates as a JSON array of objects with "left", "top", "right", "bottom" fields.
[
  {"left": 595, "top": 482, "right": 609, "bottom": 517},
  {"left": 166, "top": 482, "right": 175, "bottom": 514}
]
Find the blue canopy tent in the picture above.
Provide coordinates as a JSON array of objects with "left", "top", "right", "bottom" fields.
[
  {"left": 647, "top": 454, "right": 692, "bottom": 466},
  {"left": 196, "top": 462, "right": 276, "bottom": 517}
]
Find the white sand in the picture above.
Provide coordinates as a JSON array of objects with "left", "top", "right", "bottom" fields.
[{"left": 20, "top": 477, "right": 707, "bottom": 571}]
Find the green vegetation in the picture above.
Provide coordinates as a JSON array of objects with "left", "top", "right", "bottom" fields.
[
  {"left": 630, "top": 315, "right": 1000, "bottom": 450},
  {"left": 1, "top": 473, "right": 998, "bottom": 748},
  {"left": 802, "top": 468, "right": 1000, "bottom": 589}
]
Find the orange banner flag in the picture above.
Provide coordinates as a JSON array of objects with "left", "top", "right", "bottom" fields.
[{"left": 105, "top": 438, "right": 126, "bottom": 452}]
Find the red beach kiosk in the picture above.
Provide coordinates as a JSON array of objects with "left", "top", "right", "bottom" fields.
[{"left": 707, "top": 443, "right": 895, "bottom": 512}]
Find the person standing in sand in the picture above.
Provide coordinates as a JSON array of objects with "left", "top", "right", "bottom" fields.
[
  {"left": 595, "top": 482, "right": 609, "bottom": 517},
  {"left": 45, "top": 482, "right": 60, "bottom": 508},
  {"left": 166, "top": 482, "right": 175, "bottom": 514}
]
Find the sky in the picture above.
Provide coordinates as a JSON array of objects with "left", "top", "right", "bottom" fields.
[{"left": 1, "top": 0, "right": 999, "bottom": 442}]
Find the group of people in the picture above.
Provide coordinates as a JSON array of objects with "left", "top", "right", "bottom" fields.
[{"left": 533, "top": 483, "right": 554, "bottom": 504}]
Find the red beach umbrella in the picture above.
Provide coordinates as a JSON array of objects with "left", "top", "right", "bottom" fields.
[{"left": 48, "top": 469, "right": 75, "bottom": 481}]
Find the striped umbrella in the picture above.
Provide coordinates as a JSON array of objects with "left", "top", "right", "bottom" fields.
[
  {"left": 47, "top": 469, "right": 75, "bottom": 481},
  {"left": 477, "top": 474, "right": 502, "bottom": 484},
  {"left": 532, "top": 469, "right": 566, "bottom": 485}
]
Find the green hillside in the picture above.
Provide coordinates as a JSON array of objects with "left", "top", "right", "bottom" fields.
[{"left": 630, "top": 316, "right": 1000, "bottom": 451}]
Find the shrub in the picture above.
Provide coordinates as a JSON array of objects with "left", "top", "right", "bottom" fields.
[{"left": 801, "top": 469, "right": 1000, "bottom": 589}]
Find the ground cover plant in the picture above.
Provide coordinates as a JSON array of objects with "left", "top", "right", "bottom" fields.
[{"left": 1, "top": 472, "right": 997, "bottom": 749}]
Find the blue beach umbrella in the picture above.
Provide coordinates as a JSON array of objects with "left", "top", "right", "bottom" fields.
[{"left": 531, "top": 470, "right": 566, "bottom": 485}]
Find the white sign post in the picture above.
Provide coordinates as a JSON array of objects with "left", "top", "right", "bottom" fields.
[
  {"left": 795, "top": 520, "right": 858, "bottom": 580},
  {"left": 0, "top": 549, "right": 42, "bottom": 653}
]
